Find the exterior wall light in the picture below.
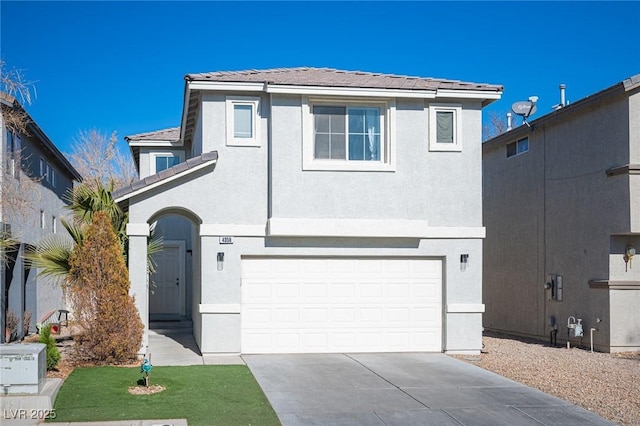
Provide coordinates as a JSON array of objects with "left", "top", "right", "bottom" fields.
[
  {"left": 460, "top": 254, "right": 469, "bottom": 272},
  {"left": 217, "top": 252, "right": 224, "bottom": 271},
  {"left": 624, "top": 245, "right": 636, "bottom": 271}
]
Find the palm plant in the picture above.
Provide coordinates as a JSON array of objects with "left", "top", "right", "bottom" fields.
[{"left": 25, "top": 180, "right": 162, "bottom": 286}]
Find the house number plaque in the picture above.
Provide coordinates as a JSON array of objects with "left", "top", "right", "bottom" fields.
[{"left": 219, "top": 236, "right": 234, "bottom": 244}]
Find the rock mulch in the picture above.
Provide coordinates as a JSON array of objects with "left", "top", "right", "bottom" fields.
[{"left": 453, "top": 332, "right": 640, "bottom": 426}]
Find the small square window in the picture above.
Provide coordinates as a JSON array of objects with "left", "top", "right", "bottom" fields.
[
  {"left": 151, "top": 151, "right": 184, "bottom": 174},
  {"left": 506, "top": 137, "right": 529, "bottom": 158},
  {"left": 429, "top": 104, "right": 462, "bottom": 152},
  {"left": 155, "top": 155, "right": 181, "bottom": 173},
  {"left": 226, "top": 97, "right": 260, "bottom": 147},
  {"left": 40, "top": 210, "right": 45, "bottom": 229}
]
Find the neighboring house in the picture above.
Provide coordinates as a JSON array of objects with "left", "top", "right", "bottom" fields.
[
  {"left": 114, "top": 67, "right": 502, "bottom": 355},
  {"left": 0, "top": 92, "right": 82, "bottom": 339},
  {"left": 483, "top": 74, "right": 640, "bottom": 353}
]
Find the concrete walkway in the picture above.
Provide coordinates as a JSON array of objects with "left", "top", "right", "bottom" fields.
[
  {"left": 146, "top": 327, "right": 244, "bottom": 366},
  {"left": 244, "top": 353, "right": 614, "bottom": 426}
]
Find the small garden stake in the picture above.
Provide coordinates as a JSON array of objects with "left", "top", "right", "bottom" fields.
[{"left": 140, "top": 358, "right": 152, "bottom": 386}]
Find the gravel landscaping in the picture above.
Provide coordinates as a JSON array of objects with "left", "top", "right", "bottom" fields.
[{"left": 453, "top": 332, "right": 640, "bottom": 426}]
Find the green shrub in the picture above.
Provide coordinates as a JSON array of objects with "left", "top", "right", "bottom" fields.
[{"left": 39, "top": 324, "right": 61, "bottom": 370}]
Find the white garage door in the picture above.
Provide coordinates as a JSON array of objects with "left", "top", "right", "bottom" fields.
[{"left": 241, "top": 257, "right": 442, "bottom": 354}]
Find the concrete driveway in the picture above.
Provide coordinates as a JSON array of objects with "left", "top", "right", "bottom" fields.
[{"left": 243, "top": 353, "right": 613, "bottom": 426}]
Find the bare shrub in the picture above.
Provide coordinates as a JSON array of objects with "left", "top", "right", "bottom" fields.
[
  {"left": 67, "top": 129, "right": 137, "bottom": 191},
  {"left": 3, "top": 310, "right": 31, "bottom": 341}
]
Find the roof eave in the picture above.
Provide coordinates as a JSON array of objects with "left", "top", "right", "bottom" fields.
[
  {"left": 113, "top": 151, "right": 218, "bottom": 204},
  {"left": 1, "top": 94, "right": 82, "bottom": 181},
  {"left": 185, "top": 80, "right": 502, "bottom": 102}
]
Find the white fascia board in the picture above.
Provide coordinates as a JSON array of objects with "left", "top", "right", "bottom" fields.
[
  {"left": 114, "top": 159, "right": 216, "bottom": 203},
  {"left": 126, "top": 223, "right": 150, "bottom": 236},
  {"left": 200, "top": 224, "right": 266, "bottom": 236},
  {"left": 268, "top": 218, "right": 486, "bottom": 239},
  {"left": 436, "top": 89, "right": 502, "bottom": 100},
  {"left": 188, "top": 81, "right": 265, "bottom": 92},
  {"left": 128, "top": 140, "right": 183, "bottom": 147},
  {"left": 266, "top": 84, "right": 436, "bottom": 99},
  {"left": 180, "top": 82, "right": 190, "bottom": 142},
  {"left": 447, "top": 304, "right": 485, "bottom": 313}
]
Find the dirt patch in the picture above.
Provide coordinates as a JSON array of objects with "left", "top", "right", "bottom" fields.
[
  {"left": 32, "top": 328, "right": 141, "bottom": 382},
  {"left": 128, "top": 385, "right": 166, "bottom": 395}
]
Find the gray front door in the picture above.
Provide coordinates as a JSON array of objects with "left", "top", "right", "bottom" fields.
[{"left": 149, "top": 243, "right": 184, "bottom": 315}]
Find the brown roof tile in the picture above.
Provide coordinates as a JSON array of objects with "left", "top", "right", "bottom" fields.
[
  {"left": 185, "top": 67, "right": 502, "bottom": 92},
  {"left": 113, "top": 150, "right": 218, "bottom": 201},
  {"left": 125, "top": 126, "right": 181, "bottom": 141}
]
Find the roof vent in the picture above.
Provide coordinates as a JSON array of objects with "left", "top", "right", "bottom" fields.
[{"left": 552, "top": 84, "right": 567, "bottom": 110}]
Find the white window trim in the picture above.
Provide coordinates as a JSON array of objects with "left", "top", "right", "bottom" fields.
[
  {"left": 226, "top": 96, "right": 261, "bottom": 147},
  {"left": 429, "top": 103, "right": 462, "bottom": 152},
  {"left": 302, "top": 96, "right": 396, "bottom": 172},
  {"left": 150, "top": 151, "right": 185, "bottom": 175}
]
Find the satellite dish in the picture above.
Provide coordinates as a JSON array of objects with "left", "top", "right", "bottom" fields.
[{"left": 511, "top": 101, "right": 537, "bottom": 118}]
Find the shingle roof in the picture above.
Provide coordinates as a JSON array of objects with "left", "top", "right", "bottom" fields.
[
  {"left": 185, "top": 67, "right": 503, "bottom": 93},
  {"left": 125, "top": 126, "right": 180, "bottom": 142},
  {"left": 113, "top": 150, "right": 218, "bottom": 202}
]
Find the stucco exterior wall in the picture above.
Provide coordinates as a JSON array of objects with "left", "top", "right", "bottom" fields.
[
  {"left": 1, "top": 121, "right": 76, "bottom": 332},
  {"left": 194, "top": 235, "right": 482, "bottom": 354},
  {"left": 269, "top": 95, "right": 483, "bottom": 226},
  {"left": 483, "top": 85, "right": 640, "bottom": 351},
  {"left": 126, "top": 88, "right": 490, "bottom": 355}
]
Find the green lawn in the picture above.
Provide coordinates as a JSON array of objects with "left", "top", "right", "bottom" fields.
[{"left": 50, "top": 365, "right": 281, "bottom": 425}]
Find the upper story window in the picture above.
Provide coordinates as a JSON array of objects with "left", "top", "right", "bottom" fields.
[
  {"left": 303, "top": 97, "right": 396, "bottom": 171},
  {"left": 506, "top": 137, "right": 529, "bottom": 158},
  {"left": 155, "top": 155, "right": 181, "bottom": 172},
  {"left": 429, "top": 104, "right": 462, "bottom": 152},
  {"left": 226, "top": 97, "right": 260, "bottom": 147},
  {"left": 5, "top": 129, "right": 21, "bottom": 178},
  {"left": 150, "top": 151, "right": 185, "bottom": 174},
  {"left": 314, "top": 106, "right": 382, "bottom": 161},
  {"left": 39, "top": 157, "right": 56, "bottom": 187}
]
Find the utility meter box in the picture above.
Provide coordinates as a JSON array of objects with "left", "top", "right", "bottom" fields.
[{"left": 0, "top": 343, "right": 46, "bottom": 394}]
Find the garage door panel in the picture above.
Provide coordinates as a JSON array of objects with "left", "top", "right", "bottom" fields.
[
  {"left": 242, "top": 258, "right": 442, "bottom": 353},
  {"left": 302, "top": 282, "right": 328, "bottom": 297}
]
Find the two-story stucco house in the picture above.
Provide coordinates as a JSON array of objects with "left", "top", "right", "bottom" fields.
[
  {"left": 1, "top": 92, "right": 82, "bottom": 340},
  {"left": 483, "top": 74, "right": 640, "bottom": 352},
  {"left": 114, "top": 67, "right": 502, "bottom": 355}
]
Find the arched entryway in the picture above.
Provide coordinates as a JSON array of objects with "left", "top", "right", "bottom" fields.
[{"left": 147, "top": 208, "right": 200, "bottom": 324}]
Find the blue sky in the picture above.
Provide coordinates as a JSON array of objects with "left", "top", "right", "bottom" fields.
[{"left": 1, "top": 1, "right": 638, "bottom": 156}]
